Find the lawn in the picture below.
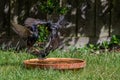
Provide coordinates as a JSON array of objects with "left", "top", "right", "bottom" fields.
[{"left": 0, "top": 49, "right": 120, "bottom": 80}]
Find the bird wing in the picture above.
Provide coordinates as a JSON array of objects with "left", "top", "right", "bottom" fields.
[
  {"left": 24, "top": 18, "right": 37, "bottom": 27},
  {"left": 11, "top": 21, "right": 33, "bottom": 38}
]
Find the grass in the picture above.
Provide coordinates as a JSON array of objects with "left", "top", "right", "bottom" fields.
[{"left": 0, "top": 49, "right": 120, "bottom": 80}]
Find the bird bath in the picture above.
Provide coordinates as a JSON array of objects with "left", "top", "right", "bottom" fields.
[{"left": 23, "top": 58, "right": 86, "bottom": 70}]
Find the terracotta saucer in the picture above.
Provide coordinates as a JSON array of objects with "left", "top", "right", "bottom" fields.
[{"left": 23, "top": 58, "right": 86, "bottom": 70}]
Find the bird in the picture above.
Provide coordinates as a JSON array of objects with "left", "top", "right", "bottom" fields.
[
  {"left": 11, "top": 18, "right": 50, "bottom": 58},
  {"left": 11, "top": 15, "right": 66, "bottom": 58},
  {"left": 11, "top": 19, "right": 39, "bottom": 51},
  {"left": 11, "top": 21, "right": 33, "bottom": 39}
]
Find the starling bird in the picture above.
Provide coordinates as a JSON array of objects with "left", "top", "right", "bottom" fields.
[
  {"left": 11, "top": 15, "right": 67, "bottom": 58},
  {"left": 11, "top": 18, "right": 49, "bottom": 58},
  {"left": 26, "top": 24, "right": 39, "bottom": 48}
]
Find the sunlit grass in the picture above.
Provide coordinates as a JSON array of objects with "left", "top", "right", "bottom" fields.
[{"left": 0, "top": 50, "right": 120, "bottom": 80}]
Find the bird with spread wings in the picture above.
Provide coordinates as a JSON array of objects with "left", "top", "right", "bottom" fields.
[{"left": 11, "top": 15, "right": 67, "bottom": 58}]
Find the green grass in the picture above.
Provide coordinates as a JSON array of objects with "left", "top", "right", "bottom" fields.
[{"left": 0, "top": 50, "right": 120, "bottom": 80}]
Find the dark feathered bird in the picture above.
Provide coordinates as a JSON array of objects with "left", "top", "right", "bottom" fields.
[
  {"left": 11, "top": 15, "right": 67, "bottom": 58},
  {"left": 11, "top": 18, "right": 50, "bottom": 58}
]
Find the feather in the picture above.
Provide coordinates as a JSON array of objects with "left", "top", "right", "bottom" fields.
[{"left": 11, "top": 21, "right": 33, "bottom": 39}]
